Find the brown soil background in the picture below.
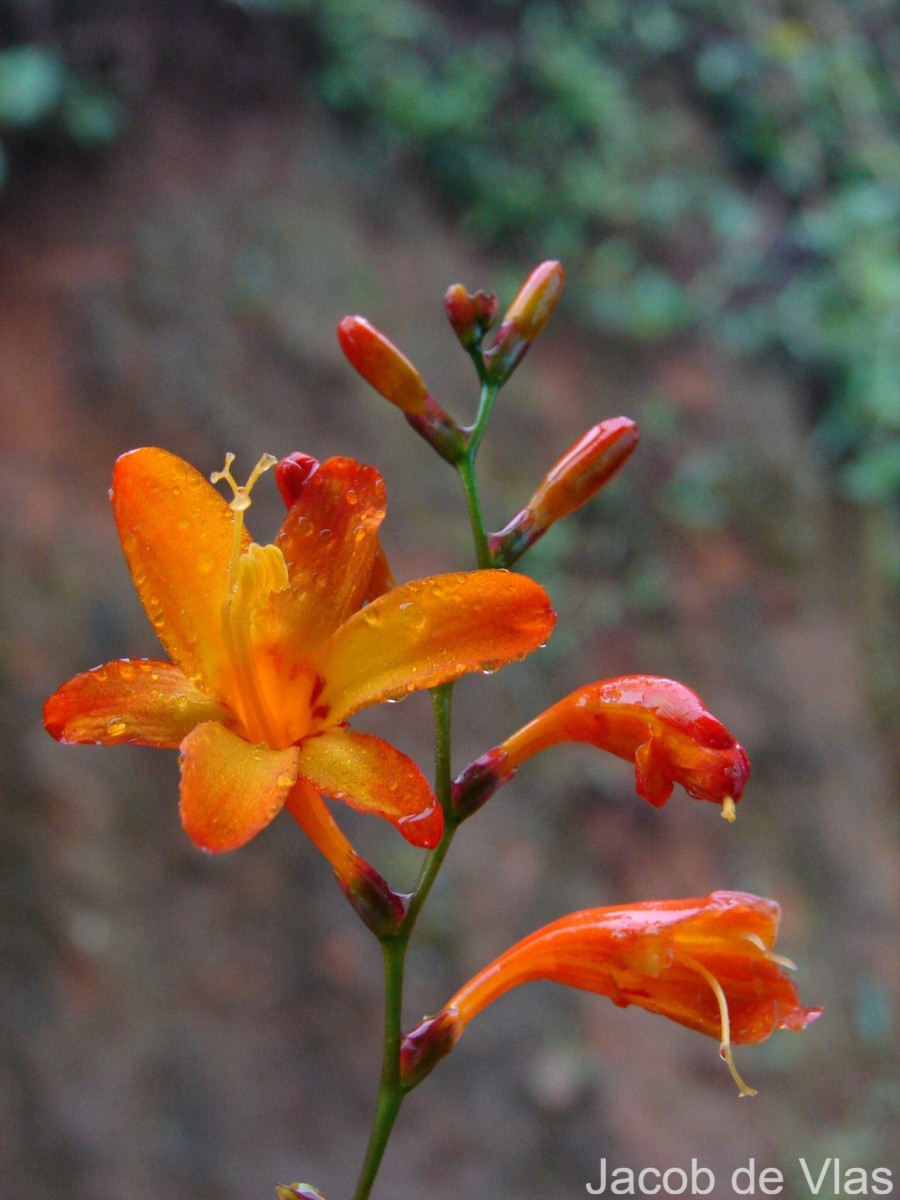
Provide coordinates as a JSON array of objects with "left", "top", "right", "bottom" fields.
[{"left": 0, "top": 11, "right": 897, "bottom": 1200}]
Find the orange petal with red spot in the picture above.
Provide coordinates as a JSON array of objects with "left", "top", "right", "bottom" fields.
[
  {"left": 112, "top": 448, "right": 245, "bottom": 691},
  {"left": 273, "top": 456, "right": 387, "bottom": 647},
  {"left": 317, "top": 571, "right": 555, "bottom": 723},
  {"left": 44, "top": 658, "right": 231, "bottom": 748},
  {"left": 295, "top": 729, "right": 442, "bottom": 848},
  {"left": 179, "top": 721, "right": 300, "bottom": 852}
]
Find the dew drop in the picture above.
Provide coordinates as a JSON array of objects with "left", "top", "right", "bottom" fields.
[{"left": 106, "top": 718, "right": 127, "bottom": 737}]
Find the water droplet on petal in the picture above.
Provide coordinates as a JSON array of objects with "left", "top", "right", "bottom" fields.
[{"left": 106, "top": 718, "right": 126, "bottom": 737}]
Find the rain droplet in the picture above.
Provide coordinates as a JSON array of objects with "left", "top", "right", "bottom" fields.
[{"left": 106, "top": 718, "right": 127, "bottom": 737}]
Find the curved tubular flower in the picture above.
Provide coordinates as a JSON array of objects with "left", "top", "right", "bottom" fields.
[
  {"left": 43, "top": 448, "right": 555, "bottom": 863},
  {"left": 400, "top": 891, "right": 821, "bottom": 1095},
  {"left": 452, "top": 675, "right": 749, "bottom": 821}
]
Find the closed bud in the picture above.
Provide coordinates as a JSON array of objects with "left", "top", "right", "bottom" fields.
[
  {"left": 277, "top": 1185, "right": 329, "bottom": 1200},
  {"left": 444, "top": 283, "right": 500, "bottom": 350},
  {"left": 337, "top": 316, "right": 429, "bottom": 416},
  {"left": 491, "top": 417, "right": 639, "bottom": 566},
  {"left": 338, "top": 315, "right": 466, "bottom": 464},
  {"left": 483, "top": 261, "right": 564, "bottom": 385},
  {"left": 275, "top": 452, "right": 320, "bottom": 509}
]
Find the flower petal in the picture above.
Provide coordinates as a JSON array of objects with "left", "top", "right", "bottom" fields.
[
  {"left": 295, "top": 729, "right": 442, "bottom": 848},
  {"left": 112, "top": 448, "right": 247, "bottom": 690},
  {"left": 179, "top": 722, "right": 299, "bottom": 852},
  {"left": 43, "top": 659, "right": 231, "bottom": 748},
  {"left": 316, "top": 571, "right": 555, "bottom": 723},
  {"left": 272, "top": 456, "right": 386, "bottom": 647}
]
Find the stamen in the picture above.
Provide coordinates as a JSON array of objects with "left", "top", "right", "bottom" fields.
[
  {"left": 678, "top": 953, "right": 757, "bottom": 1098},
  {"left": 736, "top": 932, "right": 797, "bottom": 971},
  {"left": 211, "top": 452, "right": 278, "bottom": 594},
  {"left": 721, "top": 795, "right": 737, "bottom": 823}
]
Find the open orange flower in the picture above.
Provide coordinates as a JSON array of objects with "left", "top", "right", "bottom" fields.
[
  {"left": 452, "top": 675, "right": 749, "bottom": 821},
  {"left": 401, "top": 891, "right": 821, "bottom": 1095},
  {"left": 44, "top": 448, "right": 555, "bottom": 865}
]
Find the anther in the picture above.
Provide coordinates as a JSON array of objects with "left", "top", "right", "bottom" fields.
[{"left": 721, "top": 795, "right": 737, "bottom": 823}]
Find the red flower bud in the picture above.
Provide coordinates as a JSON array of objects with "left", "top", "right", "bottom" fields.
[
  {"left": 491, "top": 417, "right": 639, "bottom": 566},
  {"left": 338, "top": 316, "right": 430, "bottom": 416},
  {"left": 444, "top": 283, "right": 500, "bottom": 350},
  {"left": 337, "top": 316, "right": 466, "bottom": 463},
  {"left": 275, "top": 452, "right": 320, "bottom": 508},
  {"left": 483, "top": 261, "right": 564, "bottom": 385}
]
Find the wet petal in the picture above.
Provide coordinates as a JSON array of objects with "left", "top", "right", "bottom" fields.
[
  {"left": 272, "top": 456, "right": 387, "bottom": 647},
  {"left": 179, "top": 721, "right": 300, "bottom": 852},
  {"left": 43, "top": 659, "right": 230, "bottom": 748},
  {"left": 112, "top": 448, "right": 246, "bottom": 690},
  {"left": 317, "top": 571, "right": 555, "bottom": 723},
  {"left": 295, "top": 729, "right": 442, "bottom": 848}
]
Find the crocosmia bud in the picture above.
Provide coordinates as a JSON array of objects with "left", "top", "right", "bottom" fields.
[
  {"left": 482, "top": 261, "right": 564, "bottom": 385},
  {"left": 275, "top": 451, "right": 320, "bottom": 509},
  {"left": 444, "top": 283, "right": 500, "bottom": 350},
  {"left": 337, "top": 316, "right": 429, "bottom": 416},
  {"left": 491, "top": 416, "right": 639, "bottom": 566},
  {"left": 337, "top": 315, "right": 466, "bottom": 463}
]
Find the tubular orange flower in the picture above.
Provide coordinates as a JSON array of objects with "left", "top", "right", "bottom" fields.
[
  {"left": 400, "top": 891, "right": 821, "bottom": 1094},
  {"left": 452, "top": 675, "right": 749, "bottom": 821},
  {"left": 482, "top": 260, "right": 565, "bottom": 385},
  {"left": 490, "top": 417, "right": 640, "bottom": 566},
  {"left": 44, "top": 448, "right": 555, "bottom": 868}
]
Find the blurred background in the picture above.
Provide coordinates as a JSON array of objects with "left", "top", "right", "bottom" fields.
[{"left": 0, "top": 2, "right": 897, "bottom": 1197}]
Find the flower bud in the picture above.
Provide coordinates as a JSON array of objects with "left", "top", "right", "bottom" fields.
[
  {"left": 491, "top": 417, "right": 639, "bottom": 566},
  {"left": 482, "top": 261, "right": 564, "bottom": 385},
  {"left": 399, "top": 1008, "right": 460, "bottom": 1090},
  {"left": 276, "top": 1185, "right": 329, "bottom": 1200},
  {"left": 275, "top": 452, "right": 320, "bottom": 509},
  {"left": 444, "top": 283, "right": 500, "bottom": 350},
  {"left": 338, "top": 316, "right": 430, "bottom": 416},
  {"left": 338, "top": 316, "right": 467, "bottom": 463}
]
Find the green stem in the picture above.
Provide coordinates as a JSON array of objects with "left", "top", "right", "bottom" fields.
[
  {"left": 350, "top": 686, "right": 458, "bottom": 1200},
  {"left": 350, "top": 939, "right": 405, "bottom": 1200},
  {"left": 456, "top": 453, "right": 493, "bottom": 570}
]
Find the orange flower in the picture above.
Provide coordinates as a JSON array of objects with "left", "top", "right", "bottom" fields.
[
  {"left": 401, "top": 891, "right": 821, "bottom": 1094},
  {"left": 452, "top": 675, "right": 749, "bottom": 821},
  {"left": 44, "top": 448, "right": 555, "bottom": 868}
]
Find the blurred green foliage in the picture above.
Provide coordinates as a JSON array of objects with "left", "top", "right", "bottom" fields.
[
  {"left": 0, "top": 40, "right": 122, "bottom": 188},
  {"left": 3, "top": 1, "right": 897, "bottom": 526},
  {"left": 236, "top": 0, "right": 900, "bottom": 521}
]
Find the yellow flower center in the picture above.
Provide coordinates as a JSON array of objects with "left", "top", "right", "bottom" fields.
[{"left": 212, "top": 453, "right": 294, "bottom": 746}]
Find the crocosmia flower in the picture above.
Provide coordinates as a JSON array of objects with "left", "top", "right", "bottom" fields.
[
  {"left": 401, "top": 891, "right": 821, "bottom": 1095},
  {"left": 44, "top": 448, "right": 555, "bottom": 862},
  {"left": 453, "top": 675, "right": 749, "bottom": 821}
]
